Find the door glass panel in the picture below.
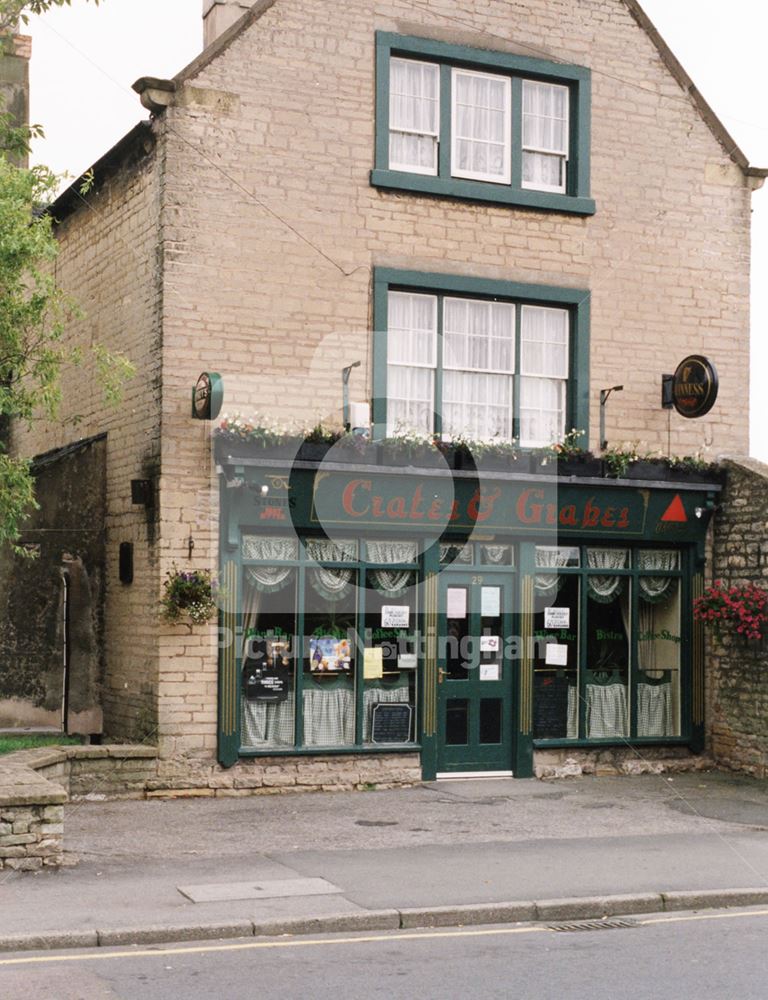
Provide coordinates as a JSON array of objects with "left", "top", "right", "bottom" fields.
[
  {"left": 585, "top": 578, "right": 629, "bottom": 739},
  {"left": 480, "top": 585, "right": 502, "bottom": 665},
  {"left": 444, "top": 586, "right": 470, "bottom": 678},
  {"left": 638, "top": 577, "right": 681, "bottom": 737},
  {"left": 480, "top": 544, "right": 513, "bottom": 566},
  {"left": 533, "top": 574, "right": 579, "bottom": 739},
  {"left": 446, "top": 698, "right": 469, "bottom": 744},
  {"left": 479, "top": 698, "right": 502, "bottom": 744}
]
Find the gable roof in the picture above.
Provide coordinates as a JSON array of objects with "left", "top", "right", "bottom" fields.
[
  {"left": 54, "top": 0, "right": 766, "bottom": 221},
  {"left": 623, "top": 1, "right": 766, "bottom": 178},
  {"left": 169, "top": 0, "right": 765, "bottom": 178}
]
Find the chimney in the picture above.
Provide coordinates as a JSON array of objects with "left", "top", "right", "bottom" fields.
[
  {"left": 203, "top": 0, "right": 252, "bottom": 49},
  {"left": 0, "top": 33, "right": 31, "bottom": 166}
]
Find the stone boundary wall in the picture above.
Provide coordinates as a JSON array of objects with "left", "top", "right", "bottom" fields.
[
  {"left": 709, "top": 458, "right": 768, "bottom": 777},
  {"left": 0, "top": 764, "right": 66, "bottom": 871}
]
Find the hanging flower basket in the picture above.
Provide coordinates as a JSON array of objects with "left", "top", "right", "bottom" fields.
[
  {"left": 161, "top": 566, "right": 217, "bottom": 625},
  {"left": 693, "top": 581, "right": 768, "bottom": 642}
]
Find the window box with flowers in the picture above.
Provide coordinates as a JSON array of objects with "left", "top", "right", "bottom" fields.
[
  {"left": 161, "top": 567, "right": 217, "bottom": 626},
  {"left": 694, "top": 582, "right": 768, "bottom": 642}
]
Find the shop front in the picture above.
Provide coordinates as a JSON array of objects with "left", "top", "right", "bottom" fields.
[{"left": 217, "top": 455, "right": 718, "bottom": 779}]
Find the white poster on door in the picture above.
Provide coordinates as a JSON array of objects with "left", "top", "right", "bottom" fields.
[
  {"left": 480, "top": 663, "right": 500, "bottom": 681},
  {"left": 481, "top": 587, "right": 501, "bottom": 617},
  {"left": 446, "top": 588, "right": 467, "bottom": 619},
  {"left": 480, "top": 635, "right": 500, "bottom": 653}
]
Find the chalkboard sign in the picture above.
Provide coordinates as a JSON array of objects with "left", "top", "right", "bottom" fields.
[
  {"left": 371, "top": 703, "right": 412, "bottom": 744},
  {"left": 533, "top": 672, "right": 571, "bottom": 739}
]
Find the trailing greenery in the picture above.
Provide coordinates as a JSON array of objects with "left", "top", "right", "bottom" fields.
[{"left": 0, "top": 1, "right": 134, "bottom": 552}]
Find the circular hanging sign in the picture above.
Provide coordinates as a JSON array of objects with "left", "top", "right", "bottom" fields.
[
  {"left": 671, "top": 355, "right": 718, "bottom": 419},
  {"left": 191, "top": 371, "right": 223, "bottom": 420}
]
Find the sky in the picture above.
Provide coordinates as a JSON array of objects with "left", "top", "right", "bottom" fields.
[{"left": 25, "top": 0, "right": 768, "bottom": 461}]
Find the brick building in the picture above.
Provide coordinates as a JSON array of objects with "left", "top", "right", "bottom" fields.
[{"left": 3, "top": 0, "right": 765, "bottom": 784}]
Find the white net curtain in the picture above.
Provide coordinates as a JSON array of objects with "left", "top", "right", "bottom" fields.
[
  {"left": 522, "top": 79, "right": 569, "bottom": 191},
  {"left": 586, "top": 548, "right": 628, "bottom": 603},
  {"left": 387, "top": 291, "right": 436, "bottom": 436},
  {"left": 452, "top": 68, "right": 510, "bottom": 181},
  {"left": 305, "top": 538, "right": 357, "bottom": 602},
  {"left": 520, "top": 305, "right": 568, "bottom": 447},
  {"left": 389, "top": 57, "right": 439, "bottom": 174},
  {"left": 534, "top": 545, "right": 578, "bottom": 597},
  {"left": 366, "top": 540, "right": 418, "bottom": 595}
]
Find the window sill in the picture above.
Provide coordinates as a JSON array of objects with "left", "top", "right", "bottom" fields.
[
  {"left": 239, "top": 743, "right": 420, "bottom": 757},
  {"left": 371, "top": 168, "right": 596, "bottom": 216},
  {"left": 533, "top": 737, "right": 690, "bottom": 748}
]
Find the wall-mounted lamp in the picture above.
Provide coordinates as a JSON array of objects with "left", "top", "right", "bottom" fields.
[
  {"left": 694, "top": 507, "right": 704, "bottom": 519},
  {"left": 130, "top": 479, "right": 154, "bottom": 507},
  {"left": 599, "top": 385, "right": 624, "bottom": 450},
  {"left": 342, "top": 361, "right": 361, "bottom": 431},
  {"left": 261, "top": 484, "right": 269, "bottom": 496}
]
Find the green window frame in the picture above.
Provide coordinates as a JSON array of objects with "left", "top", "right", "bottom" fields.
[
  {"left": 236, "top": 534, "right": 422, "bottom": 758},
  {"left": 372, "top": 32, "right": 595, "bottom": 216},
  {"left": 526, "top": 544, "right": 691, "bottom": 747},
  {"left": 372, "top": 267, "right": 590, "bottom": 446}
]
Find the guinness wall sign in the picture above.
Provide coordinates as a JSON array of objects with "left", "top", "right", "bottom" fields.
[
  {"left": 191, "top": 371, "right": 223, "bottom": 420},
  {"left": 670, "top": 355, "right": 718, "bottom": 419}
]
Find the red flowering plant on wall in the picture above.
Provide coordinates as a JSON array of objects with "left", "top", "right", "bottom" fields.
[{"left": 693, "top": 581, "right": 768, "bottom": 641}]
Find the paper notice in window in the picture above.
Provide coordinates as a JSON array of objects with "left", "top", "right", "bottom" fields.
[
  {"left": 480, "top": 635, "right": 500, "bottom": 653},
  {"left": 364, "top": 647, "right": 384, "bottom": 680},
  {"left": 447, "top": 588, "right": 467, "bottom": 619},
  {"left": 544, "top": 607, "right": 570, "bottom": 629},
  {"left": 481, "top": 587, "right": 501, "bottom": 617},
  {"left": 381, "top": 605, "right": 410, "bottom": 628},
  {"left": 544, "top": 643, "right": 568, "bottom": 666}
]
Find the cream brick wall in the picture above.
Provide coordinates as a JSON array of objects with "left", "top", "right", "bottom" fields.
[
  {"left": 13, "top": 134, "right": 164, "bottom": 741},
  {"left": 147, "top": 0, "right": 755, "bottom": 755},
  {"left": 18, "top": 1, "right": 756, "bottom": 759}
]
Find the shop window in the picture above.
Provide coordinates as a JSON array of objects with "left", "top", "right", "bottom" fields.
[
  {"left": 373, "top": 32, "right": 595, "bottom": 215},
  {"left": 531, "top": 545, "right": 685, "bottom": 744},
  {"left": 637, "top": 551, "right": 681, "bottom": 738},
  {"left": 373, "top": 269, "right": 590, "bottom": 447},
  {"left": 240, "top": 534, "right": 418, "bottom": 753}
]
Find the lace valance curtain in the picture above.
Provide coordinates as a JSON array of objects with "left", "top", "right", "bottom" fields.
[
  {"left": 638, "top": 550, "right": 679, "bottom": 603},
  {"left": 440, "top": 543, "right": 473, "bottom": 566},
  {"left": 242, "top": 536, "right": 297, "bottom": 592},
  {"left": 305, "top": 539, "right": 357, "bottom": 602},
  {"left": 534, "top": 546, "right": 576, "bottom": 595},
  {"left": 366, "top": 541, "right": 418, "bottom": 596},
  {"left": 586, "top": 549, "right": 628, "bottom": 603}
]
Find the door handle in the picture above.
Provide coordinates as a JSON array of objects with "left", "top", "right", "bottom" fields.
[{"left": 438, "top": 667, "right": 446, "bottom": 683}]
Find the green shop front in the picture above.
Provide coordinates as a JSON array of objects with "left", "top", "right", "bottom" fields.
[{"left": 216, "top": 455, "right": 717, "bottom": 779}]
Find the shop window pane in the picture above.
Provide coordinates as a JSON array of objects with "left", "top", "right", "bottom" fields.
[
  {"left": 533, "top": 574, "right": 579, "bottom": 739},
  {"left": 242, "top": 535, "right": 298, "bottom": 561},
  {"left": 585, "top": 578, "right": 629, "bottom": 739},
  {"left": 637, "top": 549, "right": 680, "bottom": 572},
  {"left": 480, "top": 544, "right": 513, "bottom": 566},
  {"left": 303, "top": 566, "right": 358, "bottom": 747},
  {"left": 241, "top": 568, "right": 297, "bottom": 750},
  {"left": 440, "top": 542, "right": 473, "bottom": 565},
  {"left": 638, "top": 577, "right": 681, "bottom": 737},
  {"left": 444, "top": 586, "right": 470, "bottom": 678},
  {"left": 362, "top": 571, "right": 418, "bottom": 746},
  {"left": 479, "top": 699, "right": 502, "bottom": 744},
  {"left": 446, "top": 698, "right": 469, "bottom": 744}
]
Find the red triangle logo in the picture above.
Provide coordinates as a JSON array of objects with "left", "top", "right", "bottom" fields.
[{"left": 661, "top": 494, "right": 687, "bottom": 523}]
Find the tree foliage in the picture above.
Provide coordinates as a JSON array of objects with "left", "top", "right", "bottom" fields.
[{"left": 0, "top": 0, "right": 133, "bottom": 553}]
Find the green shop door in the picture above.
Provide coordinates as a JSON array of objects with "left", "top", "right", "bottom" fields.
[{"left": 436, "top": 573, "right": 515, "bottom": 774}]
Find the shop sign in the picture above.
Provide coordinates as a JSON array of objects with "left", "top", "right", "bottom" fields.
[
  {"left": 191, "top": 371, "right": 224, "bottom": 420},
  {"left": 671, "top": 355, "right": 718, "bottom": 418}
]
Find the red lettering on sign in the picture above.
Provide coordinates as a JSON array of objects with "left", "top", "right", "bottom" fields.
[
  {"left": 386, "top": 496, "right": 407, "bottom": 519},
  {"left": 601, "top": 506, "right": 616, "bottom": 528},
  {"left": 616, "top": 507, "right": 630, "bottom": 529},
  {"left": 342, "top": 479, "right": 370, "bottom": 517},
  {"left": 468, "top": 487, "right": 501, "bottom": 523},
  {"left": 410, "top": 486, "right": 425, "bottom": 519},
  {"left": 517, "top": 488, "right": 545, "bottom": 525},
  {"left": 427, "top": 498, "right": 443, "bottom": 520},
  {"left": 559, "top": 505, "right": 578, "bottom": 527},
  {"left": 372, "top": 494, "right": 385, "bottom": 517},
  {"left": 581, "top": 498, "right": 601, "bottom": 528}
]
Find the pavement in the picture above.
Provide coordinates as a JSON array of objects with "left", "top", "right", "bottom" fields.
[{"left": 1, "top": 770, "right": 767, "bottom": 951}]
